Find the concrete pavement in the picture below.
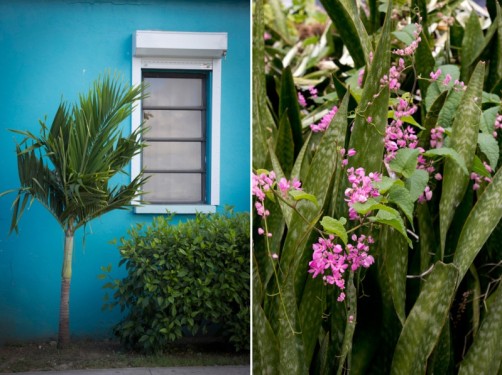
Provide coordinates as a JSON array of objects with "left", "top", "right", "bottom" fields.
[{"left": 1, "top": 366, "right": 250, "bottom": 375}]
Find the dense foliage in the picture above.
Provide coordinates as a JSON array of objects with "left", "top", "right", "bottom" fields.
[
  {"left": 101, "top": 210, "right": 250, "bottom": 353},
  {"left": 253, "top": 0, "right": 502, "bottom": 373}
]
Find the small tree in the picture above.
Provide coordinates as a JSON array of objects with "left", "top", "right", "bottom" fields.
[{"left": 1, "top": 73, "right": 147, "bottom": 348}]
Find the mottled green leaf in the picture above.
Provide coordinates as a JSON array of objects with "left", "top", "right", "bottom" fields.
[
  {"left": 298, "top": 277, "right": 325, "bottom": 367},
  {"left": 279, "top": 67, "right": 304, "bottom": 157},
  {"left": 453, "top": 161, "right": 502, "bottom": 281},
  {"left": 389, "top": 148, "right": 420, "bottom": 178},
  {"left": 461, "top": 11, "right": 484, "bottom": 81},
  {"left": 253, "top": 0, "right": 273, "bottom": 168},
  {"left": 319, "top": 0, "right": 371, "bottom": 68},
  {"left": 459, "top": 284, "right": 502, "bottom": 375},
  {"left": 346, "top": 3, "right": 392, "bottom": 174},
  {"left": 415, "top": 30, "right": 436, "bottom": 96},
  {"left": 390, "top": 262, "right": 459, "bottom": 375},
  {"left": 337, "top": 273, "right": 357, "bottom": 375},
  {"left": 424, "top": 147, "right": 468, "bottom": 175},
  {"left": 477, "top": 133, "right": 499, "bottom": 169},
  {"left": 320, "top": 216, "right": 348, "bottom": 245},
  {"left": 439, "top": 62, "right": 484, "bottom": 255},
  {"left": 406, "top": 168, "right": 429, "bottom": 202},
  {"left": 275, "top": 113, "right": 295, "bottom": 178},
  {"left": 268, "top": 143, "right": 294, "bottom": 227},
  {"left": 419, "top": 90, "right": 448, "bottom": 149},
  {"left": 381, "top": 225, "right": 408, "bottom": 325},
  {"left": 252, "top": 255, "right": 279, "bottom": 375}
]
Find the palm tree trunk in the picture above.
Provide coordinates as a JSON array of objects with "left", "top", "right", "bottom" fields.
[{"left": 58, "top": 228, "right": 74, "bottom": 349}]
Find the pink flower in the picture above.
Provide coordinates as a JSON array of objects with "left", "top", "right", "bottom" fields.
[
  {"left": 309, "top": 86, "right": 318, "bottom": 98},
  {"left": 430, "top": 68, "right": 442, "bottom": 81},
  {"left": 310, "top": 106, "right": 338, "bottom": 132},
  {"left": 271, "top": 253, "right": 279, "bottom": 259},
  {"left": 442, "top": 74, "right": 452, "bottom": 86},
  {"left": 393, "top": 22, "right": 422, "bottom": 56},
  {"left": 258, "top": 228, "right": 265, "bottom": 235},
  {"left": 298, "top": 92, "right": 307, "bottom": 107}
]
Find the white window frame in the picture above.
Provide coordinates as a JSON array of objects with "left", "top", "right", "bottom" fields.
[{"left": 131, "top": 31, "right": 227, "bottom": 214}]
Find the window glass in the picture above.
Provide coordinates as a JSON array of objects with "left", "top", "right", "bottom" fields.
[
  {"left": 144, "top": 77, "right": 203, "bottom": 107},
  {"left": 143, "top": 110, "right": 203, "bottom": 139},
  {"left": 143, "top": 173, "right": 203, "bottom": 203},
  {"left": 142, "top": 142, "right": 203, "bottom": 171}
]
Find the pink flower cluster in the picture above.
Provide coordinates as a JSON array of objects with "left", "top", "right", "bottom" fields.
[
  {"left": 384, "top": 98, "right": 419, "bottom": 163},
  {"left": 252, "top": 171, "right": 303, "bottom": 236},
  {"left": 310, "top": 106, "right": 338, "bottom": 132},
  {"left": 308, "top": 233, "right": 375, "bottom": 302},
  {"left": 430, "top": 126, "right": 445, "bottom": 148},
  {"left": 494, "top": 114, "right": 502, "bottom": 138},
  {"left": 344, "top": 167, "right": 381, "bottom": 220},
  {"left": 393, "top": 22, "right": 422, "bottom": 56},
  {"left": 471, "top": 162, "right": 493, "bottom": 191},
  {"left": 298, "top": 86, "right": 318, "bottom": 108},
  {"left": 380, "top": 58, "right": 406, "bottom": 91},
  {"left": 340, "top": 148, "right": 356, "bottom": 167}
]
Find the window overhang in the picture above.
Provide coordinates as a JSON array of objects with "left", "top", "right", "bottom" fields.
[{"left": 133, "top": 31, "right": 228, "bottom": 59}]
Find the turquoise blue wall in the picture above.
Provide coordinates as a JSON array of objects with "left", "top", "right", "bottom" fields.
[{"left": 0, "top": 0, "right": 250, "bottom": 343}]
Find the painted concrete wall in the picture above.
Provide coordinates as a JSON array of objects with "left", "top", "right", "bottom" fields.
[{"left": 0, "top": 0, "right": 250, "bottom": 342}]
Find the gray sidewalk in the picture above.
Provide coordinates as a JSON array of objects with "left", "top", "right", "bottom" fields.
[{"left": 1, "top": 366, "right": 250, "bottom": 375}]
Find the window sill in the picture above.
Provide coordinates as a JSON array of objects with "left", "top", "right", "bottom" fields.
[{"left": 134, "top": 204, "right": 217, "bottom": 214}]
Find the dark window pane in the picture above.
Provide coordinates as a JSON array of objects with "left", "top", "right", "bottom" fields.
[
  {"left": 143, "top": 110, "right": 203, "bottom": 139},
  {"left": 143, "top": 173, "right": 203, "bottom": 203}
]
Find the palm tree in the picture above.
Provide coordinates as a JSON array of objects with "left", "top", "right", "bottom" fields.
[{"left": 1, "top": 73, "right": 148, "bottom": 348}]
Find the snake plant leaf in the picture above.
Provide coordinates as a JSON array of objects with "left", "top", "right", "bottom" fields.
[
  {"left": 459, "top": 284, "right": 502, "bottom": 375},
  {"left": 319, "top": 0, "right": 371, "bottom": 68},
  {"left": 268, "top": 0, "right": 291, "bottom": 44},
  {"left": 486, "top": 4, "right": 502, "bottom": 92},
  {"left": 275, "top": 113, "right": 295, "bottom": 178},
  {"left": 380, "top": 225, "right": 408, "bottom": 325},
  {"left": 278, "top": 275, "right": 308, "bottom": 374},
  {"left": 347, "top": 2, "right": 392, "bottom": 174},
  {"left": 268, "top": 142, "right": 294, "bottom": 228},
  {"left": 337, "top": 272, "right": 357, "bottom": 375},
  {"left": 415, "top": 30, "right": 436, "bottom": 96},
  {"left": 416, "top": 203, "right": 436, "bottom": 278},
  {"left": 320, "top": 216, "right": 348, "bottom": 245},
  {"left": 453, "top": 159, "right": 502, "bottom": 282},
  {"left": 298, "top": 276, "right": 325, "bottom": 367},
  {"left": 252, "top": 256, "right": 279, "bottom": 375},
  {"left": 461, "top": 11, "right": 484, "bottom": 81},
  {"left": 291, "top": 132, "right": 312, "bottom": 180},
  {"left": 439, "top": 61, "right": 484, "bottom": 256},
  {"left": 253, "top": 0, "right": 273, "bottom": 168},
  {"left": 279, "top": 66, "right": 304, "bottom": 157},
  {"left": 427, "top": 321, "right": 454, "bottom": 375},
  {"left": 477, "top": 133, "right": 499, "bottom": 169},
  {"left": 390, "top": 262, "right": 459, "bottom": 375}
]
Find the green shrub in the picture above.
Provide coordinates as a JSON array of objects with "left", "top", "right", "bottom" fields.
[{"left": 102, "top": 209, "right": 250, "bottom": 353}]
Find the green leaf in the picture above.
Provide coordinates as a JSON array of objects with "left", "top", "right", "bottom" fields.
[
  {"left": 320, "top": 216, "right": 348, "bottom": 245},
  {"left": 390, "top": 262, "right": 459, "bottom": 375},
  {"left": 405, "top": 169, "right": 429, "bottom": 202},
  {"left": 289, "top": 190, "right": 319, "bottom": 207},
  {"left": 459, "top": 284, "right": 502, "bottom": 375},
  {"left": 461, "top": 11, "right": 485, "bottom": 81},
  {"left": 424, "top": 147, "right": 468, "bottom": 175},
  {"left": 472, "top": 155, "right": 491, "bottom": 178},
  {"left": 275, "top": 113, "right": 295, "bottom": 178},
  {"left": 425, "top": 65, "right": 460, "bottom": 111},
  {"left": 388, "top": 185, "right": 414, "bottom": 225},
  {"left": 380, "top": 225, "right": 408, "bottom": 325},
  {"left": 280, "top": 67, "right": 304, "bottom": 157},
  {"left": 453, "top": 162, "right": 502, "bottom": 282},
  {"left": 352, "top": 198, "right": 397, "bottom": 216},
  {"left": 373, "top": 176, "right": 405, "bottom": 194},
  {"left": 346, "top": 1, "right": 392, "bottom": 174},
  {"left": 389, "top": 148, "right": 420, "bottom": 178},
  {"left": 480, "top": 105, "right": 500, "bottom": 134},
  {"left": 439, "top": 62, "right": 484, "bottom": 255},
  {"left": 319, "top": 0, "right": 371, "bottom": 68},
  {"left": 419, "top": 90, "right": 448, "bottom": 149},
  {"left": 370, "top": 209, "right": 412, "bottom": 248},
  {"left": 477, "top": 133, "right": 499, "bottom": 169}
]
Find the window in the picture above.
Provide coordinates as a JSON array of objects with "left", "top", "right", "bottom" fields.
[{"left": 131, "top": 31, "right": 227, "bottom": 214}]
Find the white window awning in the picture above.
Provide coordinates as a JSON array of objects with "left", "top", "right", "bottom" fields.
[{"left": 133, "top": 30, "right": 228, "bottom": 58}]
